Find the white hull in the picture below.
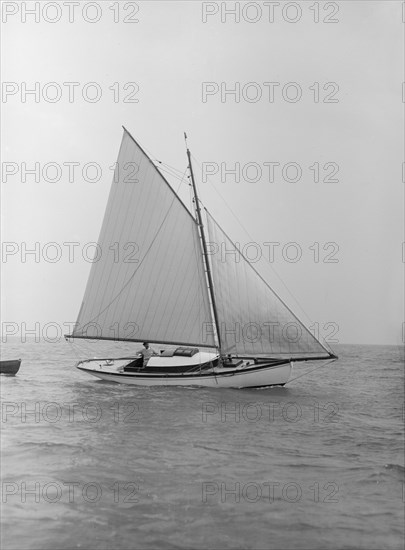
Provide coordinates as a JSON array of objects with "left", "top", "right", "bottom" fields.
[{"left": 76, "top": 353, "right": 292, "bottom": 388}]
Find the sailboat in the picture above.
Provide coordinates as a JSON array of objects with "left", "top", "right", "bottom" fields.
[{"left": 66, "top": 127, "right": 337, "bottom": 388}]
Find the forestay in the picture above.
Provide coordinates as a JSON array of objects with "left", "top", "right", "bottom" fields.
[
  {"left": 71, "top": 129, "right": 215, "bottom": 347},
  {"left": 206, "top": 211, "right": 332, "bottom": 358}
]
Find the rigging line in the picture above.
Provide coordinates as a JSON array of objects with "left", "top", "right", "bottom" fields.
[
  {"left": 66, "top": 339, "right": 83, "bottom": 363},
  {"left": 190, "top": 152, "right": 333, "bottom": 353},
  {"left": 155, "top": 161, "right": 187, "bottom": 177},
  {"left": 158, "top": 165, "right": 190, "bottom": 183},
  {"left": 138, "top": 142, "right": 191, "bottom": 196},
  {"left": 73, "top": 168, "right": 189, "bottom": 333},
  {"left": 67, "top": 338, "right": 95, "bottom": 363},
  {"left": 285, "top": 357, "right": 337, "bottom": 384},
  {"left": 158, "top": 164, "right": 194, "bottom": 192},
  {"left": 157, "top": 164, "right": 184, "bottom": 177},
  {"left": 141, "top": 142, "right": 189, "bottom": 178},
  {"left": 133, "top": 145, "right": 188, "bottom": 183}
]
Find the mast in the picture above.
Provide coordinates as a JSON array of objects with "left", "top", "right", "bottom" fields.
[{"left": 185, "top": 134, "right": 222, "bottom": 351}]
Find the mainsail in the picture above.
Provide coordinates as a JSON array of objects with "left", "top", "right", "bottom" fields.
[
  {"left": 70, "top": 128, "right": 215, "bottom": 347},
  {"left": 205, "top": 211, "right": 333, "bottom": 358}
]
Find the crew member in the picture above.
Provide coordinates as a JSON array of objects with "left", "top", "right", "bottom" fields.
[{"left": 140, "top": 342, "right": 157, "bottom": 367}]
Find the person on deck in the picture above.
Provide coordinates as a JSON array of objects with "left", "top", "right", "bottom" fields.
[{"left": 140, "top": 342, "right": 157, "bottom": 367}]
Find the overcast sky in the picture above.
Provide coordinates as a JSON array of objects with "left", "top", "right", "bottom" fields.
[{"left": 1, "top": 0, "right": 403, "bottom": 346}]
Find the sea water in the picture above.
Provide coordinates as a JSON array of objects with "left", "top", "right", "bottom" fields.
[{"left": 1, "top": 340, "right": 403, "bottom": 549}]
